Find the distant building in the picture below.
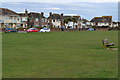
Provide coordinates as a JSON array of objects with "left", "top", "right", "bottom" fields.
[
  {"left": 47, "top": 12, "right": 81, "bottom": 28},
  {"left": 81, "top": 18, "right": 91, "bottom": 28},
  {"left": 40, "top": 12, "right": 48, "bottom": 27},
  {"left": 90, "top": 16, "right": 112, "bottom": 27},
  {"left": 63, "top": 15, "right": 81, "bottom": 29},
  {"left": 19, "top": 9, "right": 28, "bottom": 28},
  {"left": 27, "top": 12, "right": 41, "bottom": 28},
  {"left": 0, "top": 8, "right": 117, "bottom": 29},
  {"left": 19, "top": 10, "right": 48, "bottom": 28},
  {"left": 47, "top": 12, "right": 63, "bottom": 28},
  {"left": 0, "top": 8, "right": 21, "bottom": 28},
  {"left": 112, "top": 21, "right": 119, "bottom": 27}
]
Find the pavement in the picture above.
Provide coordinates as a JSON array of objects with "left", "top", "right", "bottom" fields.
[{"left": 17, "top": 31, "right": 27, "bottom": 33}]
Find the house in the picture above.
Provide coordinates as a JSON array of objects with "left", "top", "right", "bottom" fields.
[
  {"left": 112, "top": 21, "right": 119, "bottom": 27},
  {"left": 0, "top": 8, "right": 21, "bottom": 28},
  {"left": 47, "top": 13, "right": 81, "bottom": 28},
  {"left": 19, "top": 9, "right": 48, "bottom": 28},
  {"left": 27, "top": 12, "right": 48, "bottom": 28},
  {"left": 19, "top": 9, "right": 28, "bottom": 28},
  {"left": 39, "top": 12, "right": 48, "bottom": 27},
  {"left": 27, "top": 12, "right": 41, "bottom": 27},
  {"left": 27, "top": 12, "right": 41, "bottom": 28},
  {"left": 90, "top": 16, "right": 112, "bottom": 27},
  {"left": 47, "top": 12, "right": 63, "bottom": 28},
  {"left": 81, "top": 18, "right": 91, "bottom": 28},
  {"left": 63, "top": 15, "right": 81, "bottom": 29}
]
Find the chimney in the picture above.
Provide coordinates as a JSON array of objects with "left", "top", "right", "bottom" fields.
[
  {"left": 49, "top": 12, "right": 52, "bottom": 16},
  {"left": 61, "top": 13, "right": 63, "bottom": 16},
  {"left": 25, "top": 9, "right": 28, "bottom": 14},
  {"left": 41, "top": 12, "right": 44, "bottom": 16}
]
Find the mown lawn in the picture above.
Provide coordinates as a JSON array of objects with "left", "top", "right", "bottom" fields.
[{"left": 2, "top": 31, "right": 118, "bottom": 78}]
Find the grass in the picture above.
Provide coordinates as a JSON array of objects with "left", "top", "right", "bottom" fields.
[{"left": 2, "top": 31, "right": 118, "bottom": 78}]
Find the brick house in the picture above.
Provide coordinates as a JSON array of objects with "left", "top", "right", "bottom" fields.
[
  {"left": 19, "top": 10, "right": 48, "bottom": 28},
  {"left": 27, "top": 12, "right": 41, "bottom": 28},
  {"left": 40, "top": 12, "right": 48, "bottom": 27}
]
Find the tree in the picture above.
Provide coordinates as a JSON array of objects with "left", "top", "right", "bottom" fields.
[{"left": 64, "top": 17, "right": 77, "bottom": 28}]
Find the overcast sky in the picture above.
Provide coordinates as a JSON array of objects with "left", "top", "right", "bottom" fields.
[
  {"left": 1, "top": 0, "right": 119, "bottom": 2},
  {"left": 1, "top": 0, "right": 118, "bottom": 21}
]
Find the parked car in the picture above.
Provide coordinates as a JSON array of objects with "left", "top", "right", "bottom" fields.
[
  {"left": 4, "top": 28, "right": 17, "bottom": 33},
  {"left": 27, "top": 28, "right": 39, "bottom": 33},
  {"left": 88, "top": 28, "right": 94, "bottom": 31},
  {"left": 40, "top": 28, "right": 50, "bottom": 32}
]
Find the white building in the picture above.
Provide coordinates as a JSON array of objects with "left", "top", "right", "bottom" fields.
[
  {"left": 47, "top": 12, "right": 63, "bottom": 28},
  {"left": 90, "top": 16, "right": 112, "bottom": 27},
  {"left": 0, "top": 8, "right": 21, "bottom": 28},
  {"left": 19, "top": 10, "right": 28, "bottom": 28}
]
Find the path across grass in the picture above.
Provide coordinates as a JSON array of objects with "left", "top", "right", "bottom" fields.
[{"left": 2, "top": 31, "right": 118, "bottom": 78}]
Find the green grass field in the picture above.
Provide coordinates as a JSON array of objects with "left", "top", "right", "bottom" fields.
[{"left": 2, "top": 31, "right": 118, "bottom": 78}]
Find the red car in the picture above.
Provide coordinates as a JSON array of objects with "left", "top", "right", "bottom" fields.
[{"left": 27, "top": 28, "right": 39, "bottom": 33}]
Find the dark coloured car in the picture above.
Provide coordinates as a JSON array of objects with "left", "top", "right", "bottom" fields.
[{"left": 4, "top": 28, "right": 17, "bottom": 33}]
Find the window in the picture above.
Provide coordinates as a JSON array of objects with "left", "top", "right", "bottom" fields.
[
  {"left": 53, "top": 20, "right": 55, "bottom": 22},
  {"left": 45, "top": 19, "right": 47, "bottom": 22},
  {"left": 42, "top": 19, "right": 44, "bottom": 22},
  {"left": 18, "top": 18, "right": 19, "bottom": 21},
  {"left": 36, "top": 18, "right": 38, "bottom": 21},
  {"left": 49, "top": 20, "right": 52, "bottom": 22},
  {"left": 25, "top": 17, "right": 28, "bottom": 21}
]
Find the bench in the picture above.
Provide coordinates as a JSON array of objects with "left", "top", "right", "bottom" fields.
[{"left": 102, "top": 39, "right": 115, "bottom": 48}]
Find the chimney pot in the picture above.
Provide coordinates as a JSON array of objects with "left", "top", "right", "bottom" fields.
[
  {"left": 61, "top": 13, "right": 63, "bottom": 16},
  {"left": 50, "top": 12, "right": 52, "bottom": 16},
  {"left": 41, "top": 12, "right": 44, "bottom": 16}
]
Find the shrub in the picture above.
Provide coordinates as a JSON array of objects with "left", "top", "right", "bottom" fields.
[{"left": 92, "top": 26, "right": 97, "bottom": 28}]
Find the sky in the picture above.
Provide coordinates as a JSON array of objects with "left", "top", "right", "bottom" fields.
[
  {"left": 1, "top": 0, "right": 119, "bottom": 2},
  {"left": 1, "top": 0, "right": 119, "bottom": 21}
]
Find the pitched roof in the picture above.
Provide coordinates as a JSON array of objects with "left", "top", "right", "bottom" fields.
[
  {"left": 0, "top": 8, "right": 19, "bottom": 16},
  {"left": 63, "top": 16, "right": 72, "bottom": 19},
  {"left": 82, "top": 18, "right": 90, "bottom": 24},
  {"left": 40, "top": 14, "right": 46, "bottom": 18},
  {"left": 48, "top": 14, "right": 62, "bottom": 19},
  {"left": 90, "top": 17, "right": 103, "bottom": 22},
  {"left": 64, "top": 15, "right": 80, "bottom": 18},
  {"left": 48, "top": 13, "right": 81, "bottom": 21},
  {"left": 112, "top": 21, "right": 118, "bottom": 24},
  {"left": 28, "top": 12, "right": 41, "bottom": 18},
  {"left": 19, "top": 13, "right": 27, "bottom": 17},
  {"left": 90, "top": 16, "right": 112, "bottom": 23},
  {"left": 102, "top": 16, "right": 112, "bottom": 22}
]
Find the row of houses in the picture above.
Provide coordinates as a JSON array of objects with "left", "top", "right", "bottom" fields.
[{"left": 0, "top": 8, "right": 119, "bottom": 29}]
